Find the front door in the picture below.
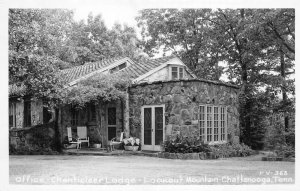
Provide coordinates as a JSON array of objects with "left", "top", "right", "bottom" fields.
[
  {"left": 107, "top": 107, "right": 117, "bottom": 141},
  {"left": 141, "top": 105, "right": 165, "bottom": 151}
]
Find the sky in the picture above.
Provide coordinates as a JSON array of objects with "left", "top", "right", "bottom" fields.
[{"left": 73, "top": 6, "right": 139, "bottom": 29}]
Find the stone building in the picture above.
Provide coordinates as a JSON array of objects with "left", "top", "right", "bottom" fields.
[
  {"left": 9, "top": 55, "right": 240, "bottom": 151},
  {"left": 128, "top": 79, "right": 239, "bottom": 151}
]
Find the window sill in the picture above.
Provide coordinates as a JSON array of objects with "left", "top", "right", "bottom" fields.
[{"left": 207, "top": 140, "right": 227, "bottom": 145}]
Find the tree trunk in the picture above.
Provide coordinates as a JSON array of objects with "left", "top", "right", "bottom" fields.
[
  {"left": 238, "top": 8, "right": 252, "bottom": 144},
  {"left": 280, "top": 48, "right": 289, "bottom": 132}
]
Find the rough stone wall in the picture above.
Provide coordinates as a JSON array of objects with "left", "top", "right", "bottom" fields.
[
  {"left": 9, "top": 122, "right": 57, "bottom": 154},
  {"left": 128, "top": 80, "right": 240, "bottom": 143}
]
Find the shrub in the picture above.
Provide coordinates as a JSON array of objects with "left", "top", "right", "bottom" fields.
[
  {"left": 123, "top": 137, "right": 140, "bottom": 146},
  {"left": 162, "top": 135, "right": 254, "bottom": 157},
  {"left": 274, "top": 144, "right": 295, "bottom": 158}
]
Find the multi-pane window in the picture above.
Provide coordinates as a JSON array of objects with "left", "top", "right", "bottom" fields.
[
  {"left": 9, "top": 102, "right": 16, "bottom": 128},
  {"left": 88, "top": 103, "right": 96, "bottom": 122},
  {"left": 206, "top": 106, "right": 212, "bottom": 142},
  {"left": 220, "top": 107, "right": 226, "bottom": 141},
  {"left": 43, "top": 106, "right": 52, "bottom": 124},
  {"left": 107, "top": 108, "right": 116, "bottom": 125},
  {"left": 199, "top": 105, "right": 227, "bottom": 143},
  {"left": 171, "top": 67, "right": 178, "bottom": 79},
  {"left": 107, "top": 107, "right": 117, "bottom": 140},
  {"left": 199, "top": 106, "right": 205, "bottom": 141},
  {"left": 155, "top": 107, "right": 164, "bottom": 145},
  {"left": 23, "top": 100, "right": 31, "bottom": 127},
  {"left": 214, "top": 107, "right": 219, "bottom": 141},
  {"left": 171, "top": 66, "right": 184, "bottom": 80},
  {"left": 70, "top": 106, "right": 79, "bottom": 126},
  {"left": 179, "top": 68, "right": 184, "bottom": 79}
]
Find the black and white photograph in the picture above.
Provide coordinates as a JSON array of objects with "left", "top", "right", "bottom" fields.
[{"left": 1, "top": 0, "right": 298, "bottom": 190}]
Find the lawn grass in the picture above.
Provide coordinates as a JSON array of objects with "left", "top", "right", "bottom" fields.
[{"left": 9, "top": 154, "right": 295, "bottom": 185}]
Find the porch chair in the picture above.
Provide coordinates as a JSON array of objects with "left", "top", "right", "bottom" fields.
[
  {"left": 77, "top": 126, "right": 90, "bottom": 147},
  {"left": 109, "top": 132, "right": 124, "bottom": 151},
  {"left": 67, "top": 127, "right": 81, "bottom": 149}
]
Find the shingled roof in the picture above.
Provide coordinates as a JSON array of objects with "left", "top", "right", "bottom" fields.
[
  {"left": 60, "top": 57, "right": 126, "bottom": 83},
  {"left": 60, "top": 55, "right": 179, "bottom": 84},
  {"left": 121, "top": 55, "right": 177, "bottom": 79}
]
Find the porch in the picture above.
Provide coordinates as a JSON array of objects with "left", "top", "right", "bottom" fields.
[{"left": 59, "top": 99, "right": 127, "bottom": 148}]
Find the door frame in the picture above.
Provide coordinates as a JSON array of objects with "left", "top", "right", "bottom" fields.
[{"left": 141, "top": 104, "right": 165, "bottom": 151}]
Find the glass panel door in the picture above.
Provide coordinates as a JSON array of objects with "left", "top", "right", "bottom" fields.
[
  {"left": 144, "top": 108, "right": 152, "bottom": 145},
  {"left": 155, "top": 107, "right": 163, "bottom": 145},
  {"left": 142, "top": 106, "right": 164, "bottom": 151},
  {"left": 107, "top": 107, "right": 116, "bottom": 140}
]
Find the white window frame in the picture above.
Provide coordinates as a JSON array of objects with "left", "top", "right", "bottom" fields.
[
  {"left": 199, "top": 105, "right": 227, "bottom": 144},
  {"left": 9, "top": 102, "right": 17, "bottom": 128},
  {"left": 141, "top": 104, "right": 165, "bottom": 151},
  {"left": 206, "top": 105, "right": 213, "bottom": 142},
  {"left": 220, "top": 107, "right": 226, "bottom": 141},
  {"left": 107, "top": 107, "right": 117, "bottom": 141},
  {"left": 169, "top": 65, "right": 185, "bottom": 80},
  {"left": 199, "top": 105, "right": 206, "bottom": 142}
]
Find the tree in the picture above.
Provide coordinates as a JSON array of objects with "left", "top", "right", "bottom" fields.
[
  {"left": 9, "top": 9, "right": 142, "bottom": 152},
  {"left": 109, "top": 23, "right": 143, "bottom": 62},
  {"left": 9, "top": 9, "right": 142, "bottom": 98},
  {"left": 136, "top": 9, "right": 224, "bottom": 80},
  {"left": 205, "top": 9, "right": 294, "bottom": 148},
  {"left": 9, "top": 9, "right": 74, "bottom": 98},
  {"left": 66, "top": 13, "right": 143, "bottom": 66},
  {"left": 254, "top": 9, "right": 295, "bottom": 133},
  {"left": 137, "top": 8, "right": 295, "bottom": 149}
]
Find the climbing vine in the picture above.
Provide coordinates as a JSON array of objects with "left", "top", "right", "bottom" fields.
[{"left": 61, "top": 72, "right": 131, "bottom": 108}]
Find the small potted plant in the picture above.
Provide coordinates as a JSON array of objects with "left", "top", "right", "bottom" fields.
[
  {"left": 123, "top": 137, "right": 140, "bottom": 151},
  {"left": 91, "top": 138, "right": 102, "bottom": 149},
  {"left": 93, "top": 142, "right": 102, "bottom": 149}
]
